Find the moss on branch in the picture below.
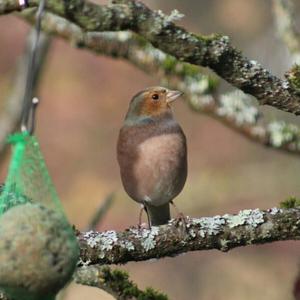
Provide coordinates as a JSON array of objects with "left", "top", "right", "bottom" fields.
[
  {"left": 74, "top": 265, "right": 168, "bottom": 300},
  {"left": 280, "top": 196, "right": 300, "bottom": 209},
  {"left": 19, "top": 11, "right": 300, "bottom": 157},
  {"left": 286, "top": 64, "right": 300, "bottom": 92}
]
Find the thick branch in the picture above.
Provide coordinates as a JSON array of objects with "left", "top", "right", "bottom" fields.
[
  {"left": 19, "top": 11, "right": 300, "bottom": 155},
  {"left": 3, "top": 0, "right": 300, "bottom": 114},
  {"left": 74, "top": 266, "right": 168, "bottom": 300},
  {"left": 78, "top": 207, "right": 300, "bottom": 266}
]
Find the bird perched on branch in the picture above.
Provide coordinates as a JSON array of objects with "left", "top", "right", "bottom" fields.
[{"left": 117, "top": 86, "right": 187, "bottom": 226}]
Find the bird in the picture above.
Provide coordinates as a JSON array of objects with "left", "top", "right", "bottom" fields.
[{"left": 117, "top": 86, "right": 187, "bottom": 226}]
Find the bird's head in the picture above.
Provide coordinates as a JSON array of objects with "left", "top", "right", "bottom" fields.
[{"left": 125, "top": 86, "right": 183, "bottom": 124}]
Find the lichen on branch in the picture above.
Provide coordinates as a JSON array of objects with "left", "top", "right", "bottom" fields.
[
  {"left": 17, "top": 11, "right": 300, "bottom": 156},
  {"left": 78, "top": 207, "right": 300, "bottom": 266},
  {"left": 2, "top": 0, "right": 300, "bottom": 114},
  {"left": 74, "top": 266, "right": 168, "bottom": 300}
]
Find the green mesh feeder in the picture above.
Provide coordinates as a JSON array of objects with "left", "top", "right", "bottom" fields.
[
  {"left": 0, "top": 0, "right": 79, "bottom": 298},
  {"left": 0, "top": 131, "right": 79, "bottom": 300},
  {"left": 0, "top": 131, "right": 64, "bottom": 214}
]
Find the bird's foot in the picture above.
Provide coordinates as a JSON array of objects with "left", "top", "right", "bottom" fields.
[
  {"left": 173, "top": 212, "right": 187, "bottom": 228},
  {"left": 173, "top": 213, "right": 189, "bottom": 238},
  {"left": 137, "top": 203, "right": 151, "bottom": 229},
  {"left": 170, "top": 200, "right": 188, "bottom": 232},
  {"left": 137, "top": 222, "right": 149, "bottom": 230}
]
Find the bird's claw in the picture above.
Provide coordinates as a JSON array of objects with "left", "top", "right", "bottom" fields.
[
  {"left": 137, "top": 222, "right": 149, "bottom": 230},
  {"left": 174, "top": 212, "right": 187, "bottom": 226},
  {"left": 173, "top": 212, "right": 189, "bottom": 236}
]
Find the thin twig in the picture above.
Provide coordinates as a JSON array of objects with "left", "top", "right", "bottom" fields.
[
  {"left": 0, "top": 31, "right": 50, "bottom": 157},
  {"left": 20, "top": 0, "right": 46, "bottom": 134},
  {"left": 88, "top": 193, "right": 115, "bottom": 230}
]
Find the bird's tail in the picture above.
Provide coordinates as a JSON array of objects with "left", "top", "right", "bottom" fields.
[{"left": 145, "top": 202, "right": 170, "bottom": 226}]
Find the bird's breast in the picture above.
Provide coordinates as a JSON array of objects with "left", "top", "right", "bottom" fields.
[
  {"left": 137, "top": 133, "right": 183, "bottom": 174},
  {"left": 117, "top": 121, "right": 187, "bottom": 206}
]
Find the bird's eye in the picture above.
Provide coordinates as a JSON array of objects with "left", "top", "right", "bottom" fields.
[{"left": 152, "top": 93, "right": 159, "bottom": 100}]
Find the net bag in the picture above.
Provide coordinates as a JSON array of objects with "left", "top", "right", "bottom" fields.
[
  {"left": 0, "top": 131, "right": 64, "bottom": 214},
  {"left": 0, "top": 131, "right": 79, "bottom": 300}
]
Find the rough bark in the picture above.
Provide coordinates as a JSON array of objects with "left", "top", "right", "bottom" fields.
[
  {"left": 2, "top": 0, "right": 300, "bottom": 114},
  {"left": 78, "top": 207, "right": 300, "bottom": 266},
  {"left": 18, "top": 11, "right": 300, "bottom": 156}
]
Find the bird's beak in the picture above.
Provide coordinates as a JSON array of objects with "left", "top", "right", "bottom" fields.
[{"left": 166, "top": 90, "right": 183, "bottom": 104}]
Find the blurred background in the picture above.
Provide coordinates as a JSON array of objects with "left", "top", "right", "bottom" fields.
[{"left": 1, "top": 0, "right": 300, "bottom": 299}]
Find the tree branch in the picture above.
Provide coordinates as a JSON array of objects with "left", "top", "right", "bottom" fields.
[
  {"left": 74, "top": 266, "right": 168, "bottom": 300},
  {"left": 0, "top": 30, "right": 50, "bottom": 157},
  {"left": 78, "top": 207, "right": 300, "bottom": 266},
  {"left": 87, "top": 193, "right": 115, "bottom": 231},
  {"left": 273, "top": 0, "right": 300, "bottom": 63},
  {"left": 18, "top": 11, "right": 300, "bottom": 155},
  {"left": 3, "top": 0, "right": 300, "bottom": 114},
  {"left": 2, "top": 3, "right": 300, "bottom": 299}
]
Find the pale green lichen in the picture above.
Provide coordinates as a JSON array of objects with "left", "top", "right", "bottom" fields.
[
  {"left": 119, "top": 240, "right": 135, "bottom": 251},
  {"left": 142, "top": 237, "right": 156, "bottom": 251},
  {"left": 156, "top": 9, "right": 184, "bottom": 24},
  {"left": 224, "top": 209, "right": 265, "bottom": 228},
  {"left": 189, "top": 94, "right": 215, "bottom": 110},
  {"left": 217, "top": 91, "right": 258, "bottom": 125},
  {"left": 225, "top": 214, "right": 245, "bottom": 228},
  {"left": 267, "top": 121, "right": 300, "bottom": 148},
  {"left": 187, "top": 76, "right": 211, "bottom": 94},
  {"left": 115, "top": 31, "right": 132, "bottom": 42},
  {"left": 140, "top": 227, "right": 159, "bottom": 252},
  {"left": 192, "top": 215, "right": 226, "bottom": 237},
  {"left": 85, "top": 230, "right": 117, "bottom": 249},
  {"left": 129, "top": 227, "right": 159, "bottom": 251},
  {"left": 99, "top": 231, "right": 118, "bottom": 258},
  {"left": 84, "top": 231, "right": 98, "bottom": 248},
  {"left": 84, "top": 230, "right": 118, "bottom": 259}
]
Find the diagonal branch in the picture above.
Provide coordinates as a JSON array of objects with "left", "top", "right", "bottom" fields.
[
  {"left": 78, "top": 207, "right": 300, "bottom": 266},
  {"left": 3, "top": 0, "right": 300, "bottom": 114},
  {"left": 87, "top": 193, "right": 115, "bottom": 230},
  {"left": 273, "top": 0, "right": 300, "bottom": 62},
  {"left": 18, "top": 11, "right": 300, "bottom": 155},
  {"left": 74, "top": 265, "right": 168, "bottom": 300}
]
